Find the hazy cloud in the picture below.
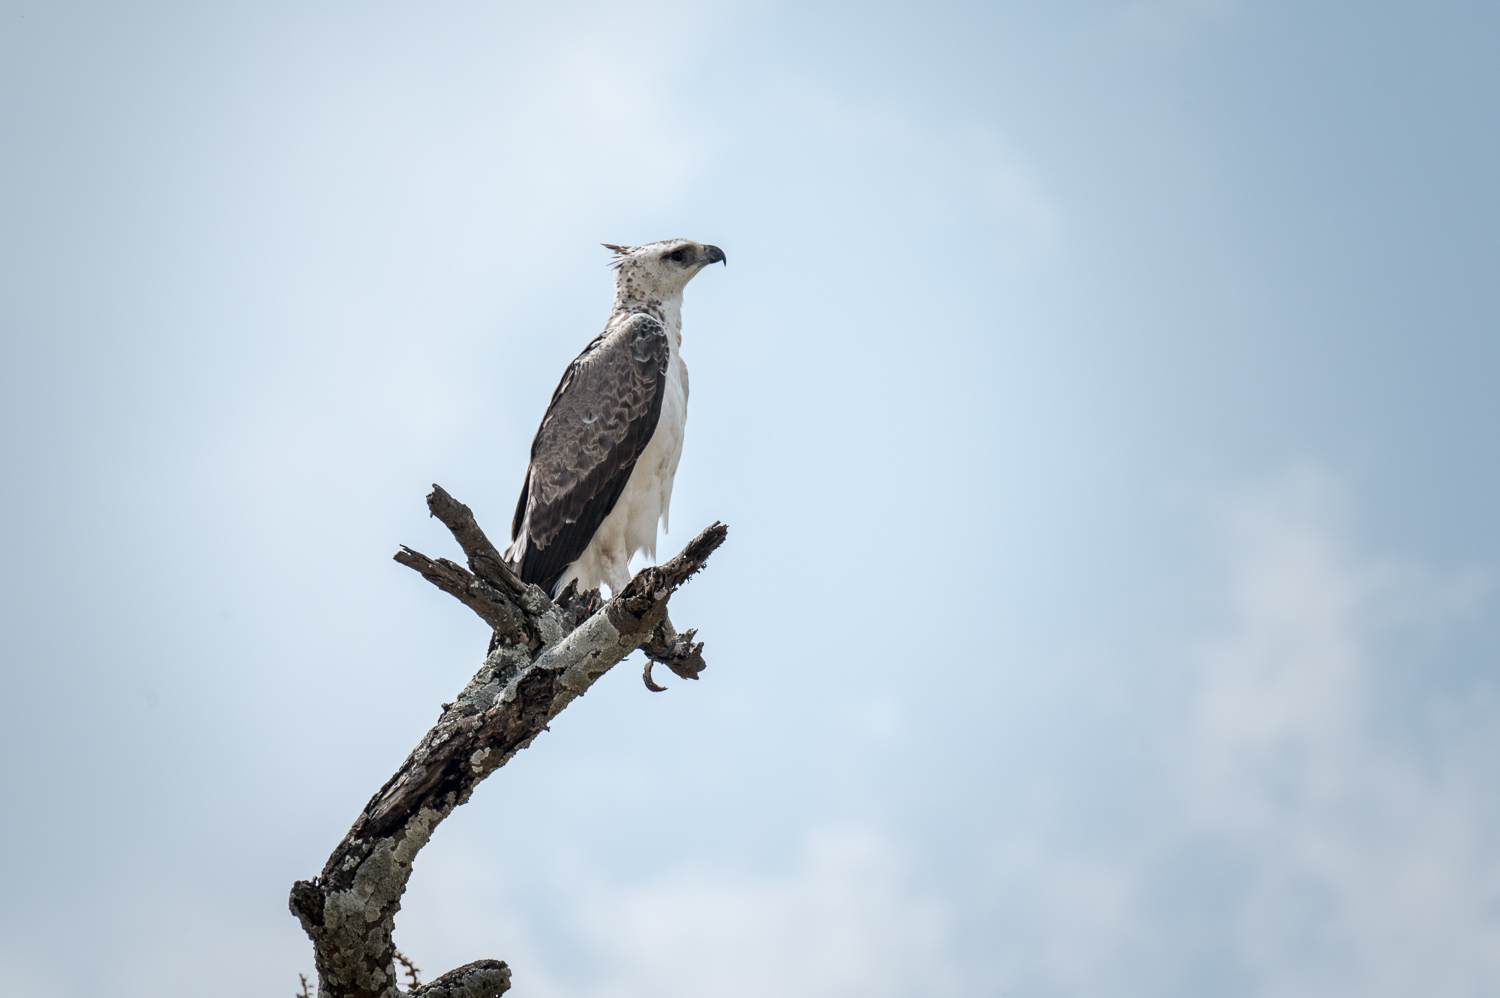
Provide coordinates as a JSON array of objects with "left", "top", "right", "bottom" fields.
[
  {"left": 401, "top": 829, "right": 961, "bottom": 998},
  {"left": 1181, "top": 468, "right": 1500, "bottom": 996}
]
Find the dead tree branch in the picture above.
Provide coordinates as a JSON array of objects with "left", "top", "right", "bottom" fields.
[
  {"left": 424, "top": 485, "right": 531, "bottom": 600},
  {"left": 290, "top": 486, "right": 727, "bottom": 998}
]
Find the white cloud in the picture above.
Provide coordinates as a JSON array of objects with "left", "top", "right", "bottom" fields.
[
  {"left": 967, "top": 467, "right": 1500, "bottom": 997},
  {"left": 1181, "top": 467, "right": 1500, "bottom": 996},
  {"left": 401, "top": 829, "right": 961, "bottom": 998},
  {"left": 567, "top": 830, "right": 957, "bottom": 998}
]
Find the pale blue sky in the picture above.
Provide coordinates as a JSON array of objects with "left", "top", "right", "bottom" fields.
[{"left": 2, "top": 2, "right": 1498, "bottom": 996}]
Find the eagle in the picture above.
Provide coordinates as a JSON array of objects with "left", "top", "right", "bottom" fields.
[{"left": 504, "top": 239, "right": 726, "bottom": 597}]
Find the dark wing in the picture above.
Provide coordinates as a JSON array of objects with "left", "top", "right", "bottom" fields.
[{"left": 511, "top": 313, "right": 669, "bottom": 593}]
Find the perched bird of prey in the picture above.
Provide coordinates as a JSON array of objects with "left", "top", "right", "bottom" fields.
[{"left": 504, "top": 239, "right": 726, "bottom": 597}]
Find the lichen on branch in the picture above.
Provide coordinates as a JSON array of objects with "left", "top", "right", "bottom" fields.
[{"left": 288, "top": 486, "right": 726, "bottom": 998}]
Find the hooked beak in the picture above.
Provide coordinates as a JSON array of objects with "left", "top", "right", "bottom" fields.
[{"left": 702, "top": 244, "right": 726, "bottom": 266}]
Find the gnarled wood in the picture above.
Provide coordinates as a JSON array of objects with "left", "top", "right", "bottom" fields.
[
  {"left": 289, "top": 489, "right": 726, "bottom": 998},
  {"left": 424, "top": 484, "right": 531, "bottom": 601},
  {"left": 391, "top": 546, "right": 528, "bottom": 639}
]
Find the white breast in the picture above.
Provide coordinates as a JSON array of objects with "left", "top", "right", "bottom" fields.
[{"left": 559, "top": 337, "right": 688, "bottom": 595}]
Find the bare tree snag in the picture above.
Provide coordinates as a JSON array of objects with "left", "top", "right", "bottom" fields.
[{"left": 289, "top": 486, "right": 727, "bottom": 998}]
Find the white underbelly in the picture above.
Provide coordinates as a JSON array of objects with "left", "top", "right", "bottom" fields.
[{"left": 563, "top": 348, "right": 687, "bottom": 594}]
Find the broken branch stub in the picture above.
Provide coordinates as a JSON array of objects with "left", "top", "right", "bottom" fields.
[
  {"left": 289, "top": 489, "right": 726, "bottom": 998},
  {"left": 424, "top": 484, "right": 532, "bottom": 601},
  {"left": 391, "top": 546, "right": 528, "bottom": 638}
]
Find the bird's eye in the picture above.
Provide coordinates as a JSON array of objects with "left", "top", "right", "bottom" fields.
[{"left": 668, "top": 249, "right": 687, "bottom": 263}]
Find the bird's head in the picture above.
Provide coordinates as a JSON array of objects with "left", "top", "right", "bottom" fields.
[{"left": 604, "top": 239, "right": 726, "bottom": 300}]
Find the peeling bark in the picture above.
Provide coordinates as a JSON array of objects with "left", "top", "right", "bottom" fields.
[{"left": 290, "top": 486, "right": 727, "bottom": 998}]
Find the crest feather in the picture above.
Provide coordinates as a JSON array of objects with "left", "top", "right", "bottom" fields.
[{"left": 602, "top": 243, "right": 635, "bottom": 271}]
